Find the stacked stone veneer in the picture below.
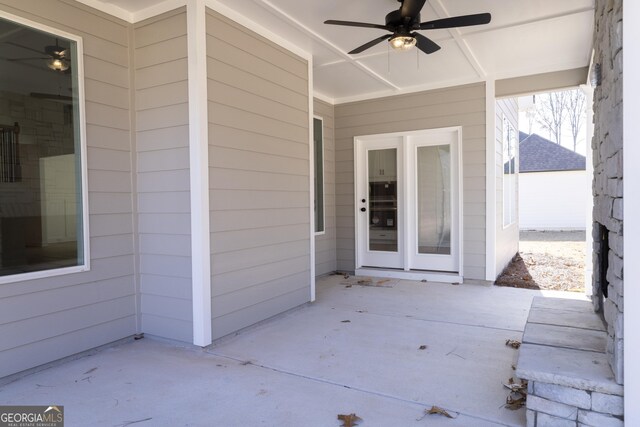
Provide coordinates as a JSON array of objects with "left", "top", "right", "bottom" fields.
[
  {"left": 591, "top": 0, "right": 624, "bottom": 383},
  {"left": 518, "top": 297, "right": 624, "bottom": 426},
  {"left": 526, "top": 382, "right": 623, "bottom": 427}
]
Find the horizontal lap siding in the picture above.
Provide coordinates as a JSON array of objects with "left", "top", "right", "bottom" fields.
[
  {"left": 206, "top": 10, "right": 310, "bottom": 340},
  {"left": 314, "top": 99, "right": 337, "bottom": 276},
  {"left": 334, "top": 83, "right": 487, "bottom": 279},
  {"left": 495, "top": 98, "right": 519, "bottom": 276},
  {"left": 134, "top": 9, "right": 192, "bottom": 343},
  {"left": 0, "top": 0, "right": 135, "bottom": 377}
]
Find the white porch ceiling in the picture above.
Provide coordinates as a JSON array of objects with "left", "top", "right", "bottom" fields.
[{"left": 81, "top": 0, "right": 595, "bottom": 103}]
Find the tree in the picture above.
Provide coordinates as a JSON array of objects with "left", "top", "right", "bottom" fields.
[
  {"left": 536, "top": 92, "right": 567, "bottom": 144},
  {"left": 566, "top": 90, "right": 587, "bottom": 152}
]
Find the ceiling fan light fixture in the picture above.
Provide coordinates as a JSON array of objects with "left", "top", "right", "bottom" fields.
[
  {"left": 47, "top": 57, "right": 69, "bottom": 71},
  {"left": 389, "top": 35, "right": 416, "bottom": 51}
]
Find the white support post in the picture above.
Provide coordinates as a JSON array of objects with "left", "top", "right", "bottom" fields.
[
  {"left": 624, "top": 1, "right": 639, "bottom": 423},
  {"left": 485, "top": 79, "right": 497, "bottom": 282},
  {"left": 308, "top": 61, "right": 316, "bottom": 302},
  {"left": 187, "top": 0, "right": 212, "bottom": 346}
]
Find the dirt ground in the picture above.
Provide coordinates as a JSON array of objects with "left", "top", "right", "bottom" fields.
[{"left": 495, "top": 230, "right": 587, "bottom": 292}]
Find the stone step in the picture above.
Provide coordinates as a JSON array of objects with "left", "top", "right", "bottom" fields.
[{"left": 523, "top": 323, "right": 607, "bottom": 353}]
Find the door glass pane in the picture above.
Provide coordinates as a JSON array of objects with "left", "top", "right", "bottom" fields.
[
  {"left": 368, "top": 149, "right": 397, "bottom": 252},
  {"left": 417, "top": 145, "right": 451, "bottom": 255}
]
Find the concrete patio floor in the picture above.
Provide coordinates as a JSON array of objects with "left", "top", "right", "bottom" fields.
[{"left": 0, "top": 275, "right": 587, "bottom": 426}]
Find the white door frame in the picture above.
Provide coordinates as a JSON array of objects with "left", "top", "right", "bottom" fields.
[
  {"left": 354, "top": 127, "right": 464, "bottom": 283},
  {"left": 355, "top": 137, "right": 405, "bottom": 269}
]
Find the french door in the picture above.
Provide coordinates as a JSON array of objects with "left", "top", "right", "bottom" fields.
[{"left": 355, "top": 128, "right": 460, "bottom": 273}]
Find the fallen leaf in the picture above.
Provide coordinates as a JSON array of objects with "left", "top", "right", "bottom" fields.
[
  {"left": 418, "top": 345, "right": 427, "bottom": 350},
  {"left": 343, "top": 274, "right": 350, "bottom": 279},
  {"left": 505, "top": 394, "right": 526, "bottom": 410},
  {"left": 503, "top": 382, "right": 527, "bottom": 393},
  {"left": 426, "top": 406, "right": 453, "bottom": 418},
  {"left": 505, "top": 339, "right": 521, "bottom": 349},
  {"left": 337, "top": 413, "right": 362, "bottom": 427},
  {"left": 118, "top": 418, "right": 153, "bottom": 427}
]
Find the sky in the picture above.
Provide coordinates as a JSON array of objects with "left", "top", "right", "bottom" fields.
[{"left": 518, "top": 91, "right": 589, "bottom": 156}]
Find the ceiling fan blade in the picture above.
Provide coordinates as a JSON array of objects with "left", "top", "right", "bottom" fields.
[
  {"left": 5, "top": 41, "right": 47, "bottom": 56},
  {"left": 413, "top": 33, "right": 441, "bottom": 54},
  {"left": 324, "top": 20, "right": 388, "bottom": 30},
  {"left": 400, "top": 0, "right": 427, "bottom": 19},
  {"left": 348, "top": 34, "right": 392, "bottom": 54},
  {"left": 7, "top": 57, "right": 49, "bottom": 61},
  {"left": 420, "top": 13, "right": 492, "bottom": 30}
]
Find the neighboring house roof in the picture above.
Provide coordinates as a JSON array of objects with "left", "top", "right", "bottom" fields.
[
  {"left": 519, "top": 133, "right": 587, "bottom": 172},
  {"left": 519, "top": 131, "right": 530, "bottom": 142}
]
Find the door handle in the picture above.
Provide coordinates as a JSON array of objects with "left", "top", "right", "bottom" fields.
[{"left": 360, "top": 207, "right": 366, "bottom": 212}]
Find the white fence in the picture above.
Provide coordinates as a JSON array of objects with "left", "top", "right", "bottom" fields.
[{"left": 519, "top": 170, "right": 588, "bottom": 230}]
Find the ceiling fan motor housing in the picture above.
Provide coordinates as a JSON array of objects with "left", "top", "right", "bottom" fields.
[{"left": 385, "top": 10, "right": 420, "bottom": 33}]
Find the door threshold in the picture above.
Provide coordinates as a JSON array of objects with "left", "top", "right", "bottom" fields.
[{"left": 355, "top": 268, "right": 463, "bottom": 284}]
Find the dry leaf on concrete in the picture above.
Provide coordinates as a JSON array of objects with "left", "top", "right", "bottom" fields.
[
  {"left": 503, "top": 381, "right": 528, "bottom": 393},
  {"left": 505, "top": 339, "right": 521, "bottom": 349},
  {"left": 337, "top": 413, "right": 362, "bottom": 427},
  {"left": 418, "top": 345, "right": 427, "bottom": 350},
  {"left": 426, "top": 406, "right": 454, "bottom": 418},
  {"left": 505, "top": 394, "right": 526, "bottom": 410}
]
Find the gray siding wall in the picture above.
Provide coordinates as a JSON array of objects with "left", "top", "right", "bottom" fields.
[
  {"left": 205, "top": 10, "right": 310, "bottom": 340},
  {"left": 334, "top": 83, "right": 487, "bottom": 279},
  {"left": 314, "top": 99, "right": 337, "bottom": 276},
  {"left": 495, "top": 98, "right": 519, "bottom": 276},
  {"left": 134, "top": 9, "right": 192, "bottom": 343},
  {"left": 0, "top": 0, "right": 136, "bottom": 377}
]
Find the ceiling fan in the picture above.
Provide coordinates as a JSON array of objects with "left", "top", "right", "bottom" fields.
[
  {"left": 5, "top": 39, "right": 71, "bottom": 72},
  {"left": 324, "top": 0, "right": 491, "bottom": 55}
]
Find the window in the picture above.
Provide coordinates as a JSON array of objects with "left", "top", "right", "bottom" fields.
[
  {"left": 313, "top": 117, "right": 324, "bottom": 233},
  {"left": 0, "top": 14, "right": 87, "bottom": 281},
  {"left": 502, "top": 115, "right": 518, "bottom": 227}
]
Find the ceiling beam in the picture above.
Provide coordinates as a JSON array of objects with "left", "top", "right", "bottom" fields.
[
  {"left": 463, "top": 6, "right": 595, "bottom": 37},
  {"left": 0, "top": 27, "right": 24, "bottom": 43},
  {"left": 430, "top": 0, "right": 486, "bottom": 78},
  {"left": 253, "top": 0, "right": 400, "bottom": 91}
]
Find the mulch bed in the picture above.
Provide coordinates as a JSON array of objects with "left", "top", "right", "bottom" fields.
[{"left": 495, "top": 251, "right": 585, "bottom": 292}]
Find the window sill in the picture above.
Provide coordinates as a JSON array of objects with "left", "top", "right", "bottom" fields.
[{"left": 0, "top": 264, "right": 90, "bottom": 286}]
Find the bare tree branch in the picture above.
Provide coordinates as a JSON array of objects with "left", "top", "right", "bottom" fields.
[
  {"left": 566, "top": 90, "right": 586, "bottom": 151},
  {"left": 535, "top": 92, "right": 567, "bottom": 144}
]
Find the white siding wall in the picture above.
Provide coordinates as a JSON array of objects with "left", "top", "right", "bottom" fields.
[
  {"left": 495, "top": 98, "right": 519, "bottom": 275},
  {"left": 0, "top": 0, "right": 136, "bottom": 377},
  {"left": 334, "top": 83, "right": 487, "bottom": 280},
  {"left": 134, "top": 9, "right": 193, "bottom": 343},
  {"left": 519, "top": 170, "right": 588, "bottom": 230},
  {"left": 206, "top": 10, "right": 311, "bottom": 340},
  {"left": 314, "top": 99, "right": 336, "bottom": 276}
]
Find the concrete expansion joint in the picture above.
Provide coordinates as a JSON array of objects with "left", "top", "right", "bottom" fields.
[
  {"left": 361, "top": 310, "right": 525, "bottom": 334},
  {"left": 205, "top": 350, "right": 518, "bottom": 427}
]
